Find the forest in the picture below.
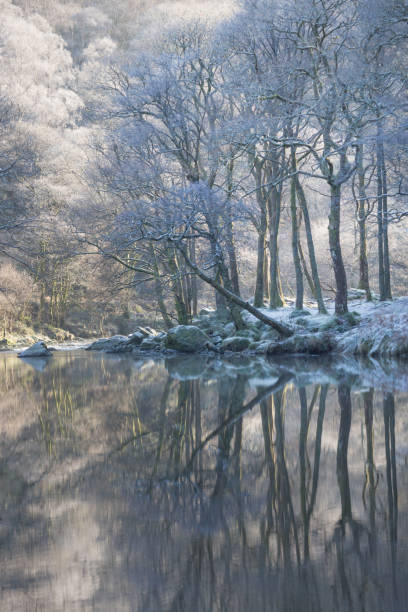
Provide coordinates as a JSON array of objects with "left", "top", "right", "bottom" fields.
[{"left": 1, "top": 0, "right": 407, "bottom": 342}]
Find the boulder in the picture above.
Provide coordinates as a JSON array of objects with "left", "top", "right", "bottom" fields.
[
  {"left": 253, "top": 341, "right": 270, "bottom": 354},
  {"left": 165, "top": 325, "right": 210, "bottom": 352},
  {"left": 86, "top": 335, "right": 128, "bottom": 352},
  {"left": 18, "top": 341, "right": 52, "bottom": 358},
  {"left": 140, "top": 336, "right": 163, "bottom": 351},
  {"left": 260, "top": 329, "right": 282, "bottom": 342},
  {"left": 224, "top": 322, "right": 236, "bottom": 337},
  {"left": 126, "top": 331, "right": 145, "bottom": 346},
  {"left": 132, "top": 326, "right": 156, "bottom": 337},
  {"left": 235, "top": 328, "right": 260, "bottom": 341},
  {"left": 266, "top": 332, "right": 333, "bottom": 355},
  {"left": 220, "top": 336, "right": 251, "bottom": 352}
]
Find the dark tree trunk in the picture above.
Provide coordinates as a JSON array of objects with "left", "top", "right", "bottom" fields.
[
  {"left": 290, "top": 147, "right": 303, "bottom": 310},
  {"left": 295, "top": 178, "right": 327, "bottom": 313},
  {"left": 329, "top": 183, "right": 348, "bottom": 315},
  {"left": 356, "top": 147, "right": 372, "bottom": 301},
  {"left": 267, "top": 188, "right": 285, "bottom": 309},
  {"left": 254, "top": 204, "right": 267, "bottom": 308},
  {"left": 376, "top": 124, "right": 392, "bottom": 300}
]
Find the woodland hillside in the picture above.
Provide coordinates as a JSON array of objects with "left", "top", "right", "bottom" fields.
[{"left": 0, "top": 0, "right": 407, "bottom": 340}]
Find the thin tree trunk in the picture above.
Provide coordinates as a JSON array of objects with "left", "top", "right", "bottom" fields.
[
  {"left": 263, "top": 247, "right": 270, "bottom": 303},
  {"left": 267, "top": 188, "right": 285, "bottom": 309},
  {"left": 189, "top": 238, "right": 198, "bottom": 316},
  {"left": 329, "top": 183, "right": 348, "bottom": 315},
  {"left": 167, "top": 248, "right": 189, "bottom": 325},
  {"left": 381, "top": 153, "right": 392, "bottom": 299},
  {"left": 150, "top": 245, "right": 172, "bottom": 329},
  {"left": 295, "top": 177, "right": 327, "bottom": 313},
  {"left": 254, "top": 205, "right": 267, "bottom": 307},
  {"left": 356, "top": 146, "right": 372, "bottom": 301},
  {"left": 225, "top": 160, "right": 241, "bottom": 297},
  {"left": 376, "top": 125, "right": 386, "bottom": 300},
  {"left": 290, "top": 147, "right": 303, "bottom": 310},
  {"left": 298, "top": 239, "right": 316, "bottom": 298}
]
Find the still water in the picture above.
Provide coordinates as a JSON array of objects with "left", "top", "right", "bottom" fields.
[{"left": 0, "top": 350, "right": 407, "bottom": 611}]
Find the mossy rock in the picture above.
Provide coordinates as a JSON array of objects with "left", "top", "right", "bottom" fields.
[
  {"left": 165, "top": 325, "right": 210, "bottom": 352},
  {"left": 267, "top": 332, "right": 333, "bottom": 355},
  {"left": 235, "top": 329, "right": 260, "bottom": 341},
  {"left": 140, "top": 336, "right": 163, "bottom": 351},
  {"left": 221, "top": 336, "right": 251, "bottom": 352},
  {"left": 224, "top": 322, "right": 236, "bottom": 337}
]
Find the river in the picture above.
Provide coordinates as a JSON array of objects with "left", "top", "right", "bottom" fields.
[{"left": 0, "top": 350, "right": 407, "bottom": 611}]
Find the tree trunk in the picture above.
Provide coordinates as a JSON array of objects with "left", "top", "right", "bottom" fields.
[
  {"left": 263, "top": 247, "right": 270, "bottom": 303},
  {"left": 167, "top": 248, "right": 190, "bottom": 324},
  {"left": 225, "top": 202, "right": 241, "bottom": 297},
  {"left": 254, "top": 204, "right": 267, "bottom": 308},
  {"left": 381, "top": 150, "right": 392, "bottom": 300},
  {"left": 189, "top": 239, "right": 198, "bottom": 316},
  {"left": 329, "top": 183, "right": 348, "bottom": 314},
  {"left": 298, "top": 239, "right": 316, "bottom": 298},
  {"left": 150, "top": 245, "right": 172, "bottom": 329},
  {"left": 295, "top": 177, "right": 327, "bottom": 313},
  {"left": 356, "top": 146, "right": 372, "bottom": 301},
  {"left": 290, "top": 147, "right": 303, "bottom": 310},
  {"left": 376, "top": 124, "right": 392, "bottom": 300},
  {"left": 267, "top": 188, "right": 285, "bottom": 309},
  {"left": 177, "top": 244, "right": 293, "bottom": 337}
]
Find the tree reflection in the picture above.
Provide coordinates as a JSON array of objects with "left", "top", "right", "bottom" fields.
[
  {"left": 384, "top": 392, "right": 398, "bottom": 599},
  {"left": 0, "top": 352, "right": 407, "bottom": 611}
]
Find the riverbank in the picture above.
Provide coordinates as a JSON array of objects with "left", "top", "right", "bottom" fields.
[{"left": 83, "top": 295, "right": 408, "bottom": 359}]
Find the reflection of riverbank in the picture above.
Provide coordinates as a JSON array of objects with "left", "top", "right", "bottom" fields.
[{"left": 0, "top": 352, "right": 408, "bottom": 611}]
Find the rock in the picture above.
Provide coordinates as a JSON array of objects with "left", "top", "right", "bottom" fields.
[
  {"left": 253, "top": 341, "right": 270, "bottom": 354},
  {"left": 18, "top": 341, "right": 52, "bottom": 358},
  {"left": 132, "top": 326, "right": 156, "bottom": 337},
  {"left": 211, "top": 335, "right": 223, "bottom": 345},
  {"left": 140, "top": 336, "right": 163, "bottom": 351},
  {"left": 235, "top": 328, "right": 260, "bottom": 340},
  {"left": 86, "top": 335, "right": 128, "bottom": 352},
  {"left": 144, "top": 326, "right": 159, "bottom": 336},
  {"left": 165, "top": 325, "right": 210, "bottom": 352},
  {"left": 267, "top": 332, "right": 333, "bottom": 355},
  {"left": 260, "top": 329, "right": 281, "bottom": 342},
  {"left": 224, "top": 322, "right": 236, "bottom": 337},
  {"left": 220, "top": 336, "right": 251, "bottom": 352},
  {"left": 126, "top": 331, "right": 145, "bottom": 346}
]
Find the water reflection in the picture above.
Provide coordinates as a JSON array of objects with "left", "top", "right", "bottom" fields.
[{"left": 0, "top": 351, "right": 407, "bottom": 611}]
